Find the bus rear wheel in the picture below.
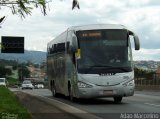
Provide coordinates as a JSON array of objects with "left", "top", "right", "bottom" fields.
[
  {"left": 114, "top": 97, "right": 122, "bottom": 103},
  {"left": 52, "top": 83, "right": 58, "bottom": 97}
]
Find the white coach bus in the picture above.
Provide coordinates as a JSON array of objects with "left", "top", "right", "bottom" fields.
[{"left": 47, "top": 24, "right": 140, "bottom": 103}]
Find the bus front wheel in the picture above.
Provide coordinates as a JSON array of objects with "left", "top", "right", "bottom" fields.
[
  {"left": 68, "top": 85, "right": 76, "bottom": 102},
  {"left": 114, "top": 97, "right": 122, "bottom": 103}
]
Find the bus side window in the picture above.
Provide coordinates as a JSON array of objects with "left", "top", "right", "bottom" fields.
[
  {"left": 49, "top": 47, "right": 51, "bottom": 54},
  {"left": 51, "top": 45, "right": 54, "bottom": 54},
  {"left": 66, "top": 42, "right": 70, "bottom": 53},
  {"left": 57, "top": 43, "right": 65, "bottom": 52},
  {"left": 72, "top": 53, "right": 76, "bottom": 65}
]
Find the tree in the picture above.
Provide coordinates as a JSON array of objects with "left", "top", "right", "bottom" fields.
[
  {"left": 0, "top": 0, "right": 48, "bottom": 18},
  {"left": 0, "top": 66, "right": 12, "bottom": 77},
  {"left": 5, "top": 68, "right": 12, "bottom": 75},
  {"left": 18, "top": 64, "right": 30, "bottom": 81},
  {"left": 0, "top": 0, "right": 80, "bottom": 18},
  {"left": 0, "top": 66, "right": 6, "bottom": 77},
  {"left": 134, "top": 67, "right": 155, "bottom": 80}
]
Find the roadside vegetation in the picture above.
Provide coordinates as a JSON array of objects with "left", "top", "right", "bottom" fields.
[
  {"left": 134, "top": 67, "right": 156, "bottom": 79},
  {"left": 0, "top": 59, "right": 31, "bottom": 87},
  {"left": 7, "top": 77, "right": 19, "bottom": 87},
  {"left": 0, "top": 86, "right": 34, "bottom": 119}
]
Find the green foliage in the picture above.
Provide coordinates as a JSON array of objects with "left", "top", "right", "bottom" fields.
[
  {"left": 0, "top": 66, "right": 12, "bottom": 77},
  {"left": 13, "top": 65, "right": 18, "bottom": 70},
  {"left": 0, "top": 66, "right": 6, "bottom": 77},
  {"left": 18, "top": 64, "right": 30, "bottom": 81},
  {"left": 0, "top": 0, "right": 47, "bottom": 18},
  {"left": 134, "top": 67, "right": 155, "bottom": 80},
  {"left": 0, "top": 59, "right": 17, "bottom": 67},
  {"left": 5, "top": 68, "right": 12, "bottom": 75},
  {"left": 0, "top": 59, "right": 16, "bottom": 77},
  {"left": 7, "top": 77, "right": 18, "bottom": 86},
  {"left": 0, "top": 86, "right": 34, "bottom": 119},
  {"left": 0, "top": 0, "right": 79, "bottom": 18}
]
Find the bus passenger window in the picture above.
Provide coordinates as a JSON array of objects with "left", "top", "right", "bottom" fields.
[
  {"left": 66, "top": 42, "right": 70, "bottom": 53},
  {"left": 54, "top": 44, "right": 57, "bottom": 53},
  {"left": 72, "top": 53, "right": 76, "bottom": 65},
  {"left": 57, "top": 43, "right": 65, "bottom": 52}
]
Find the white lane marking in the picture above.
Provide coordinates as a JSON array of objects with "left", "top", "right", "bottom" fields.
[{"left": 144, "top": 103, "right": 160, "bottom": 107}]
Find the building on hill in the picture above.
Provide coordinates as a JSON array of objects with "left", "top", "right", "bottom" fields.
[
  {"left": 5, "top": 66, "right": 13, "bottom": 70},
  {"left": 27, "top": 65, "right": 46, "bottom": 81}
]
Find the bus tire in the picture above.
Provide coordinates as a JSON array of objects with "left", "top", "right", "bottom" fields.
[
  {"left": 68, "top": 84, "right": 76, "bottom": 102},
  {"left": 114, "top": 97, "right": 122, "bottom": 103},
  {"left": 52, "top": 83, "right": 58, "bottom": 97}
]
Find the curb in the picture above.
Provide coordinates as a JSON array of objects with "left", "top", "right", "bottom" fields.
[{"left": 18, "top": 91, "right": 102, "bottom": 119}]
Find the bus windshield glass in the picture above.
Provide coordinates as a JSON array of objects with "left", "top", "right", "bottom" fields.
[{"left": 76, "top": 29, "right": 133, "bottom": 74}]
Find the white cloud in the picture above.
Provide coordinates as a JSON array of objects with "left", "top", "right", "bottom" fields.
[
  {"left": 133, "top": 48, "right": 160, "bottom": 61},
  {"left": 0, "top": 0, "right": 160, "bottom": 60}
]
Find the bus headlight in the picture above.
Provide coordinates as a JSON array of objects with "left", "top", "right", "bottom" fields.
[
  {"left": 123, "top": 79, "right": 135, "bottom": 87},
  {"left": 78, "top": 81, "right": 93, "bottom": 88}
]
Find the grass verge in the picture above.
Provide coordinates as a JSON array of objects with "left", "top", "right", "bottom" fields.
[
  {"left": 7, "top": 77, "right": 18, "bottom": 86},
  {"left": 0, "top": 86, "right": 34, "bottom": 119}
]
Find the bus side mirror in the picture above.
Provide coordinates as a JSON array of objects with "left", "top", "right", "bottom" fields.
[
  {"left": 129, "top": 31, "right": 140, "bottom": 50},
  {"left": 71, "top": 33, "right": 78, "bottom": 53},
  {"left": 133, "top": 34, "right": 140, "bottom": 50}
]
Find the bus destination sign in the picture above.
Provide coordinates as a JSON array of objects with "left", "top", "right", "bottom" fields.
[{"left": 81, "top": 32, "right": 102, "bottom": 37}]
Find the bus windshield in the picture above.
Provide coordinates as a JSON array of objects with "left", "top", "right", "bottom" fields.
[{"left": 76, "top": 29, "right": 133, "bottom": 74}]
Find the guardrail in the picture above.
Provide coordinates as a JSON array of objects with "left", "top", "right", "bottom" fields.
[{"left": 135, "top": 73, "right": 160, "bottom": 90}]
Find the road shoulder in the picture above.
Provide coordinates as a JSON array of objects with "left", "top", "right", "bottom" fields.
[
  {"left": 15, "top": 91, "right": 78, "bottom": 119},
  {"left": 15, "top": 91, "right": 102, "bottom": 119}
]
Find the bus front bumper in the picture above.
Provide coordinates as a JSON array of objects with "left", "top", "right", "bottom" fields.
[{"left": 76, "top": 84, "right": 134, "bottom": 99}]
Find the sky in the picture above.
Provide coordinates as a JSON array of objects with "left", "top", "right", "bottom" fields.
[{"left": 0, "top": 0, "right": 160, "bottom": 61}]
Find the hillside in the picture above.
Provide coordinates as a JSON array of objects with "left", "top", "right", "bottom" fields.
[
  {"left": 134, "top": 60, "right": 160, "bottom": 71},
  {"left": 0, "top": 51, "right": 160, "bottom": 70},
  {"left": 0, "top": 50, "right": 46, "bottom": 64}
]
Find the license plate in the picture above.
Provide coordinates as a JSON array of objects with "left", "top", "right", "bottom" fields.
[{"left": 103, "top": 90, "right": 113, "bottom": 95}]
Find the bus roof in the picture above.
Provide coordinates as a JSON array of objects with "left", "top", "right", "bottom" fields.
[
  {"left": 69, "top": 24, "right": 126, "bottom": 31},
  {"left": 47, "top": 24, "right": 127, "bottom": 47}
]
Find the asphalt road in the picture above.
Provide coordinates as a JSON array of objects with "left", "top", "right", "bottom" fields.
[{"left": 12, "top": 88, "right": 160, "bottom": 119}]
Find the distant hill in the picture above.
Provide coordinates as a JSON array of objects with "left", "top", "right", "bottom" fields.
[
  {"left": 1, "top": 51, "right": 160, "bottom": 70},
  {"left": 0, "top": 50, "right": 46, "bottom": 64},
  {"left": 134, "top": 60, "right": 160, "bottom": 71}
]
